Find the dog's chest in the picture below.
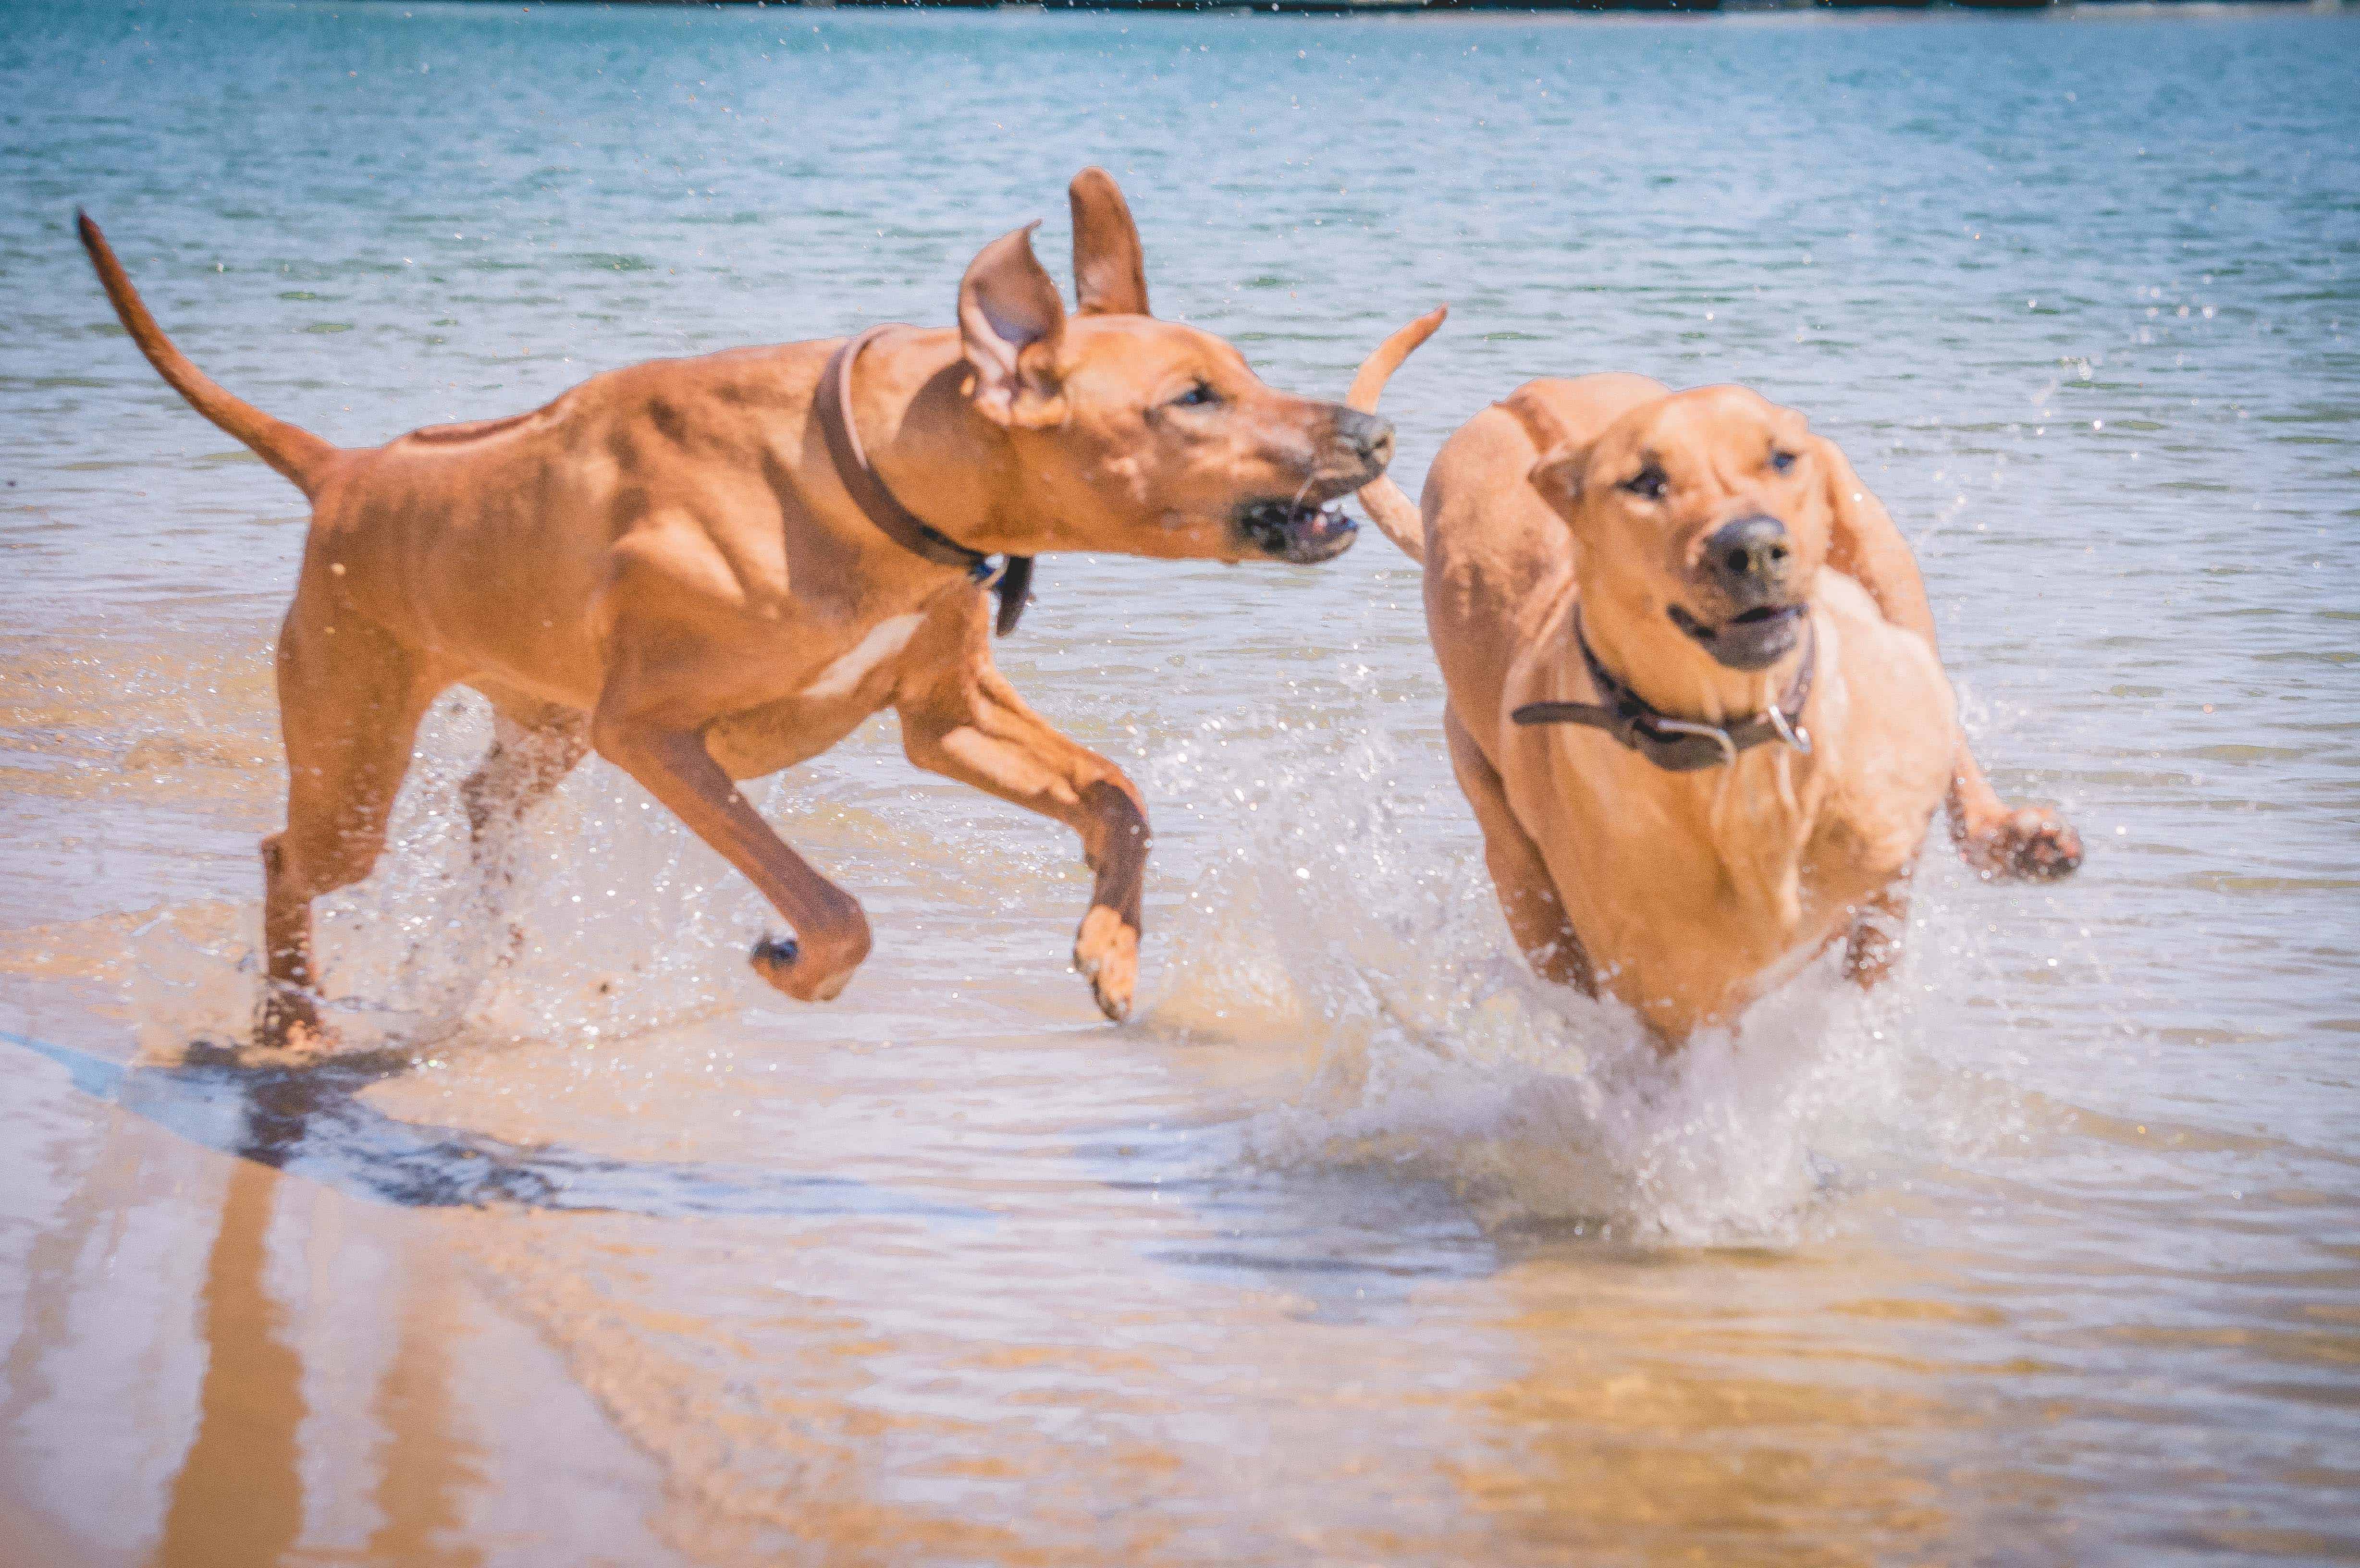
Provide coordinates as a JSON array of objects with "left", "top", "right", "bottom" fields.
[
  {"left": 701, "top": 610, "right": 935, "bottom": 780},
  {"left": 1517, "top": 731, "right": 1908, "bottom": 1030},
  {"left": 1544, "top": 748, "right": 1825, "bottom": 934},
  {"left": 797, "top": 613, "right": 924, "bottom": 699}
]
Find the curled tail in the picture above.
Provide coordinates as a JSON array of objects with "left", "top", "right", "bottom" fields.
[
  {"left": 1347, "top": 304, "right": 1446, "bottom": 564},
  {"left": 77, "top": 211, "right": 338, "bottom": 498}
]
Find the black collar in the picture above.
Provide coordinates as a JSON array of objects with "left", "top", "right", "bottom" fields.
[
  {"left": 1512, "top": 610, "right": 1816, "bottom": 772},
  {"left": 813, "top": 324, "right": 1033, "bottom": 636}
]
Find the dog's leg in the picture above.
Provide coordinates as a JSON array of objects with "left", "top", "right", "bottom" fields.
[
  {"left": 589, "top": 705, "right": 872, "bottom": 1004},
  {"left": 261, "top": 608, "right": 443, "bottom": 1051},
  {"left": 1446, "top": 707, "right": 1595, "bottom": 996},
  {"left": 1818, "top": 439, "right": 2081, "bottom": 882},
  {"left": 1842, "top": 880, "right": 1912, "bottom": 992},
  {"left": 460, "top": 693, "right": 591, "bottom": 874},
  {"left": 458, "top": 693, "right": 590, "bottom": 968},
  {"left": 897, "top": 656, "right": 1149, "bottom": 1024},
  {"left": 1946, "top": 783, "right": 2082, "bottom": 882}
]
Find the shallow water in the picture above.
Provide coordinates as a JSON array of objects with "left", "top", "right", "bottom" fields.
[{"left": 4, "top": 0, "right": 2358, "bottom": 1561}]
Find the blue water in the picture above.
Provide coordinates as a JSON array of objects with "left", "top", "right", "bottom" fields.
[{"left": 3, "top": 3, "right": 2358, "bottom": 1562}]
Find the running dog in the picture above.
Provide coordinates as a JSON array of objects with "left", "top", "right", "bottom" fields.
[
  {"left": 80, "top": 171, "right": 1393, "bottom": 1049},
  {"left": 1350, "top": 309, "right": 2077, "bottom": 1041}
]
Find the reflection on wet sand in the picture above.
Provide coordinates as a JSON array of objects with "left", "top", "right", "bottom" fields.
[
  {"left": 361, "top": 1252, "right": 487, "bottom": 1568},
  {"left": 154, "top": 1160, "right": 305, "bottom": 1568},
  {"left": 1452, "top": 1258, "right": 1954, "bottom": 1565},
  {"left": 0, "top": 1031, "right": 628, "bottom": 1567}
]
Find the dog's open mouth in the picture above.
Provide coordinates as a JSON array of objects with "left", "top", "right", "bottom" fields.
[
  {"left": 1235, "top": 497, "right": 1359, "bottom": 564},
  {"left": 1669, "top": 601, "right": 1804, "bottom": 671}
]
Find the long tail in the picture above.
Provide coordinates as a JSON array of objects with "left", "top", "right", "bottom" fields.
[
  {"left": 1347, "top": 304, "right": 1446, "bottom": 564},
  {"left": 77, "top": 211, "right": 338, "bottom": 498}
]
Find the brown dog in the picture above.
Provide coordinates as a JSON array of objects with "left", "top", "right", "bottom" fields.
[
  {"left": 1351, "top": 309, "right": 2078, "bottom": 1041},
  {"left": 80, "top": 171, "right": 1393, "bottom": 1049}
]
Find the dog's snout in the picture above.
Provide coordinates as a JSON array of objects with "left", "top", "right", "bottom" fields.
[
  {"left": 1333, "top": 407, "right": 1395, "bottom": 474},
  {"left": 1704, "top": 515, "right": 1792, "bottom": 592}
]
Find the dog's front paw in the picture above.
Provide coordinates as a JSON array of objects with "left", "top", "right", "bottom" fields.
[
  {"left": 1072, "top": 906, "right": 1139, "bottom": 1024},
  {"left": 750, "top": 925, "right": 868, "bottom": 1004},
  {"left": 1959, "top": 804, "right": 2083, "bottom": 882}
]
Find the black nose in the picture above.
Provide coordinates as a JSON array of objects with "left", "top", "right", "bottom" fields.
[
  {"left": 1704, "top": 514, "right": 1792, "bottom": 595},
  {"left": 1334, "top": 408, "right": 1395, "bottom": 473}
]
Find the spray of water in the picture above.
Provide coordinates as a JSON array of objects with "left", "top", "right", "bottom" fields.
[
  {"left": 123, "top": 682, "right": 2009, "bottom": 1246},
  {"left": 1137, "top": 712, "right": 1967, "bottom": 1247},
  {"left": 131, "top": 692, "right": 790, "bottom": 1060}
]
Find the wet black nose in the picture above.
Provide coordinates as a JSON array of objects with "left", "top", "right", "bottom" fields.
[
  {"left": 1704, "top": 514, "right": 1793, "bottom": 597},
  {"left": 1334, "top": 408, "right": 1395, "bottom": 474}
]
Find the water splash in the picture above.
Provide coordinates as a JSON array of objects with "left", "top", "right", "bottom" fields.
[
  {"left": 1140, "top": 710, "right": 1942, "bottom": 1247},
  {"left": 120, "top": 680, "right": 1998, "bottom": 1248},
  {"left": 128, "top": 691, "right": 793, "bottom": 1060}
]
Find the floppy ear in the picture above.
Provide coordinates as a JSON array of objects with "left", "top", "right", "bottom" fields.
[
  {"left": 959, "top": 222, "right": 1069, "bottom": 429},
  {"left": 1527, "top": 441, "right": 1591, "bottom": 520},
  {"left": 1069, "top": 167, "right": 1150, "bottom": 318},
  {"left": 1810, "top": 433, "right": 1881, "bottom": 552},
  {"left": 1811, "top": 431, "right": 1920, "bottom": 610}
]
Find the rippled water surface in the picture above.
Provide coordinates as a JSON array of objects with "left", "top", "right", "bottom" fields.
[{"left": 4, "top": 1, "right": 2358, "bottom": 1562}]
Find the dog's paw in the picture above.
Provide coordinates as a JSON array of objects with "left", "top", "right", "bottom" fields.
[
  {"left": 749, "top": 930, "right": 864, "bottom": 1003},
  {"left": 256, "top": 984, "right": 336, "bottom": 1060},
  {"left": 1960, "top": 804, "right": 2083, "bottom": 882},
  {"left": 1072, "top": 906, "right": 1138, "bottom": 1024}
]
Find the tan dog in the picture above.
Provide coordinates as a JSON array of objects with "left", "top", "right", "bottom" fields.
[
  {"left": 80, "top": 171, "right": 1393, "bottom": 1049},
  {"left": 1351, "top": 309, "right": 2078, "bottom": 1041}
]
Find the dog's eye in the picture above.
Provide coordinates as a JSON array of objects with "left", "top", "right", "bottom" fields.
[
  {"left": 1770, "top": 450, "right": 1797, "bottom": 474},
  {"left": 1169, "top": 382, "right": 1218, "bottom": 409},
  {"left": 1621, "top": 466, "right": 1669, "bottom": 502}
]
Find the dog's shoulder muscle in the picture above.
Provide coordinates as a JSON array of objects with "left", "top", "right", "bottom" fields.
[{"left": 1421, "top": 401, "right": 1577, "bottom": 760}]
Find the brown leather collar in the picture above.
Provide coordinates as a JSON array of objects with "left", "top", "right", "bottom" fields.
[
  {"left": 1512, "top": 610, "right": 1816, "bottom": 772},
  {"left": 813, "top": 324, "right": 1033, "bottom": 636}
]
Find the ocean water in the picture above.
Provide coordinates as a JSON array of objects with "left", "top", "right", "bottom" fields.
[{"left": 2, "top": 1, "right": 2357, "bottom": 1561}]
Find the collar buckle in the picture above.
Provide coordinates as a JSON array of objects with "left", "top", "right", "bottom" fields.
[{"left": 1644, "top": 715, "right": 1741, "bottom": 770}]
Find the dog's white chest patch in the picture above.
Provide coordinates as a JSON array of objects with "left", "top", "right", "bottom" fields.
[{"left": 800, "top": 614, "right": 923, "bottom": 700}]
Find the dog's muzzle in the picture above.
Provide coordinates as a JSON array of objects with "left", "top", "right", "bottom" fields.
[
  {"left": 1670, "top": 600, "right": 1806, "bottom": 671},
  {"left": 1335, "top": 407, "right": 1395, "bottom": 477},
  {"left": 1672, "top": 514, "right": 1804, "bottom": 670},
  {"left": 1233, "top": 408, "right": 1392, "bottom": 564},
  {"left": 1236, "top": 495, "right": 1359, "bottom": 564}
]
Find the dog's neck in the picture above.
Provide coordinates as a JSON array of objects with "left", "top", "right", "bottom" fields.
[
  {"left": 1577, "top": 584, "right": 1812, "bottom": 727},
  {"left": 848, "top": 328, "right": 1039, "bottom": 559}
]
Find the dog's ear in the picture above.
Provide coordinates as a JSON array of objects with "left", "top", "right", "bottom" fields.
[
  {"left": 1810, "top": 433, "right": 1880, "bottom": 550},
  {"left": 1810, "top": 432, "right": 1900, "bottom": 578},
  {"left": 959, "top": 222, "right": 1069, "bottom": 429},
  {"left": 1527, "top": 441, "right": 1591, "bottom": 520},
  {"left": 1069, "top": 167, "right": 1150, "bottom": 318}
]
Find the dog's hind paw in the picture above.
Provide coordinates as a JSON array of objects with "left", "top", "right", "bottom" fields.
[
  {"left": 1073, "top": 905, "right": 1138, "bottom": 1024},
  {"left": 1960, "top": 805, "right": 2084, "bottom": 882},
  {"left": 256, "top": 983, "right": 337, "bottom": 1060}
]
